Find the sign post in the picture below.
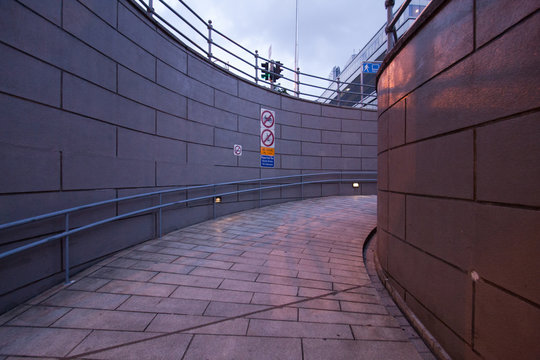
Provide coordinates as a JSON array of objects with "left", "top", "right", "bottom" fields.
[{"left": 260, "top": 108, "right": 275, "bottom": 168}]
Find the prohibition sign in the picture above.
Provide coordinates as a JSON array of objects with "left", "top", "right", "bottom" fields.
[
  {"left": 261, "top": 110, "right": 275, "bottom": 128},
  {"left": 261, "top": 129, "right": 275, "bottom": 147}
]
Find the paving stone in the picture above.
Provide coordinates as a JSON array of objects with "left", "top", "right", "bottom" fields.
[
  {"left": 247, "top": 307, "right": 298, "bottom": 321},
  {"left": 150, "top": 272, "right": 223, "bottom": 288},
  {"left": 97, "top": 280, "right": 177, "bottom": 297},
  {"left": 41, "top": 290, "right": 129, "bottom": 310},
  {"left": 339, "top": 301, "right": 388, "bottom": 314},
  {"left": 0, "top": 327, "right": 90, "bottom": 357},
  {"left": 52, "top": 308, "right": 155, "bottom": 331},
  {"left": 299, "top": 308, "right": 399, "bottom": 327},
  {"left": 66, "top": 277, "right": 111, "bottom": 291},
  {"left": 7, "top": 306, "right": 71, "bottom": 327},
  {"left": 351, "top": 325, "right": 409, "bottom": 341},
  {"left": 129, "top": 260, "right": 195, "bottom": 274},
  {"left": 173, "top": 257, "right": 234, "bottom": 269},
  {"left": 190, "top": 266, "right": 258, "bottom": 281},
  {"left": 303, "top": 338, "right": 423, "bottom": 360},
  {"left": 251, "top": 293, "right": 306, "bottom": 306},
  {"left": 146, "top": 314, "right": 247, "bottom": 335},
  {"left": 182, "top": 335, "right": 302, "bottom": 360},
  {"left": 68, "top": 331, "right": 192, "bottom": 359},
  {"left": 204, "top": 302, "right": 268, "bottom": 317},
  {"left": 256, "top": 274, "right": 332, "bottom": 290},
  {"left": 117, "top": 295, "right": 208, "bottom": 315},
  {"left": 89, "top": 267, "right": 158, "bottom": 282},
  {"left": 220, "top": 279, "right": 298, "bottom": 296},
  {"left": 248, "top": 319, "right": 353, "bottom": 339},
  {"left": 170, "top": 285, "right": 253, "bottom": 303}
]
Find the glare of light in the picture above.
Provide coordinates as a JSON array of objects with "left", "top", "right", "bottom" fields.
[
  {"left": 352, "top": 182, "right": 360, "bottom": 188},
  {"left": 214, "top": 196, "right": 222, "bottom": 203}
]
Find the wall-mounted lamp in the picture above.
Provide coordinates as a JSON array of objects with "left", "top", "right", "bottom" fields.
[
  {"left": 214, "top": 196, "right": 222, "bottom": 203},
  {"left": 352, "top": 182, "right": 360, "bottom": 188}
]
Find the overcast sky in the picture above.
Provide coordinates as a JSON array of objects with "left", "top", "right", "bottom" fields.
[{"left": 157, "top": 0, "right": 408, "bottom": 95}]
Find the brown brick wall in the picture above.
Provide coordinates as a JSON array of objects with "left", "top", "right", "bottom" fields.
[{"left": 377, "top": 1, "right": 540, "bottom": 358}]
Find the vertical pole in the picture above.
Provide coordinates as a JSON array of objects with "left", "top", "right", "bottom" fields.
[
  {"left": 213, "top": 185, "right": 216, "bottom": 219},
  {"left": 270, "top": 60, "right": 275, "bottom": 91},
  {"left": 385, "top": 0, "right": 395, "bottom": 51},
  {"left": 296, "top": 68, "right": 300, "bottom": 97},
  {"left": 255, "top": 50, "right": 259, "bottom": 84},
  {"left": 301, "top": 174, "right": 304, "bottom": 200},
  {"left": 337, "top": 77, "right": 341, "bottom": 106},
  {"left": 207, "top": 20, "right": 213, "bottom": 60},
  {"left": 148, "top": 0, "right": 154, "bottom": 13},
  {"left": 360, "top": 69, "right": 364, "bottom": 107},
  {"left": 64, "top": 213, "right": 70, "bottom": 284},
  {"left": 294, "top": 0, "right": 299, "bottom": 96},
  {"left": 259, "top": 180, "right": 262, "bottom": 208},
  {"left": 158, "top": 193, "right": 162, "bottom": 238}
]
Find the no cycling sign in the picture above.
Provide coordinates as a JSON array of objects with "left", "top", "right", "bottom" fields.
[{"left": 260, "top": 108, "right": 275, "bottom": 168}]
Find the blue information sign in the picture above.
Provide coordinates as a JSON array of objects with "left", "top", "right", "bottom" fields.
[
  {"left": 260, "top": 155, "right": 275, "bottom": 168},
  {"left": 362, "top": 62, "right": 380, "bottom": 74}
]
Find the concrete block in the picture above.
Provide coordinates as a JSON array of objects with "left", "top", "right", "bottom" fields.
[
  {"left": 118, "top": 3, "right": 187, "bottom": 73},
  {"left": 188, "top": 55, "right": 238, "bottom": 95},
  {"left": 406, "top": 196, "right": 475, "bottom": 271},
  {"left": 475, "top": 0, "right": 539, "bottom": 47},
  {"left": 388, "top": 192, "right": 405, "bottom": 240},
  {"left": 475, "top": 280, "right": 540, "bottom": 359},
  {"left": 0, "top": 142, "right": 60, "bottom": 193},
  {"left": 477, "top": 113, "right": 540, "bottom": 207},
  {"left": 362, "top": 158, "right": 377, "bottom": 171},
  {"left": 214, "top": 128, "right": 259, "bottom": 152},
  {"left": 62, "top": 73, "right": 155, "bottom": 133},
  {"left": 18, "top": 0, "right": 61, "bottom": 25},
  {"left": 377, "top": 190, "right": 389, "bottom": 231},
  {"left": 361, "top": 110, "right": 378, "bottom": 121},
  {"left": 322, "top": 131, "right": 361, "bottom": 145},
  {"left": 322, "top": 157, "right": 361, "bottom": 171},
  {"left": 188, "top": 99, "right": 237, "bottom": 131},
  {"left": 79, "top": 0, "right": 117, "bottom": 27},
  {"left": 187, "top": 143, "right": 236, "bottom": 167},
  {"left": 474, "top": 204, "right": 540, "bottom": 303},
  {"left": 0, "top": 43, "right": 60, "bottom": 106},
  {"left": 281, "top": 155, "right": 321, "bottom": 170},
  {"left": 117, "top": 128, "right": 187, "bottom": 162},
  {"left": 62, "top": 153, "right": 155, "bottom": 190},
  {"left": 156, "top": 162, "right": 215, "bottom": 186},
  {"left": 281, "top": 125, "right": 320, "bottom": 143},
  {"left": 157, "top": 112, "right": 213, "bottom": 145},
  {"left": 63, "top": 0, "right": 155, "bottom": 80},
  {"left": 342, "top": 145, "right": 377, "bottom": 158},
  {"left": 321, "top": 105, "right": 362, "bottom": 120},
  {"left": 377, "top": 151, "right": 388, "bottom": 191},
  {"left": 118, "top": 66, "right": 187, "bottom": 119},
  {"left": 388, "top": 131, "right": 474, "bottom": 199},
  {"left": 378, "top": 111, "right": 389, "bottom": 153},
  {"left": 301, "top": 115, "right": 341, "bottom": 131},
  {"left": 302, "top": 142, "right": 341, "bottom": 157},
  {"left": 362, "top": 133, "right": 377, "bottom": 146},
  {"left": 0, "top": 0, "right": 115, "bottom": 91},
  {"left": 238, "top": 150, "right": 261, "bottom": 168},
  {"left": 275, "top": 109, "right": 301, "bottom": 127},
  {"left": 157, "top": 60, "right": 213, "bottom": 105},
  {"left": 0, "top": 94, "right": 115, "bottom": 156},
  {"left": 238, "top": 116, "right": 259, "bottom": 135},
  {"left": 281, "top": 97, "right": 321, "bottom": 116},
  {"left": 388, "top": 99, "right": 405, "bottom": 148},
  {"left": 387, "top": 235, "right": 472, "bottom": 340},
  {"left": 238, "top": 81, "right": 280, "bottom": 108},
  {"left": 406, "top": 12, "right": 540, "bottom": 143},
  {"left": 387, "top": 0, "right": 474, "bottom": 105},
  {"left": 341, "top": 119, "right": 377, "bottom": 133},
  {"left": 214, "top": 91, "right": 259, "bottom": 119}
]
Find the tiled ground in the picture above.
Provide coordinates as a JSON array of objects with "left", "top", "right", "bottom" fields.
[{"left": 0, "top": 196, "right": 432, "bottom": 359}]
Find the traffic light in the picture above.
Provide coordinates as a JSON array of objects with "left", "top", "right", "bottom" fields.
[
  {"left": 261, "top": 62, "right": 269, "bottom": 80},
  {"left": 272, "top": 61, "right": 283, "bottom": 82}
]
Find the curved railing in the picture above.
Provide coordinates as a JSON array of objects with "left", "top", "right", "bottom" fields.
[
  {"left": 131, "top": 0, "right": 378, "bottom": 108},
  {"left": 0, "top": 172, "right": 376, "bottom": 283}
]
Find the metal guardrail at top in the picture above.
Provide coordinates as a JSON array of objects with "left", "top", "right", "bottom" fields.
[
  {"left": 0, "top": 171, "right": 377, "bottom": 284},
  {"left": 130, "top": 0, "right": 378, "bottom": 108},
  {"left": 385, "top": 0, "right": 413, "bottom": 50}
]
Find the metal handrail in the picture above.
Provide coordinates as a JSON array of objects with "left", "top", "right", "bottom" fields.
[
  {"left": 130, "top": 0, "right": 377, "bottom": 108},
  {"left": 0, "top": 171, "right": 377, "bottom": 283}
]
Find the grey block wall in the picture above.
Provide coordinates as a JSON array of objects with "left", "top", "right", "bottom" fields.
[{"left": 0, "top": 0, "right": 377, "bottom": 313}]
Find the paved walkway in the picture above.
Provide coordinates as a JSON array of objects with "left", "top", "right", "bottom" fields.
[{"left": 0, "top": 196, "right": 432, "bottom": 359}]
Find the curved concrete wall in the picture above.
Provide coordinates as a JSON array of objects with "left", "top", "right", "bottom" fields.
[
  {"left": 0, "top": 0, "right": 377, "bottom": 313},
  {"left": 377, "top": 1, "right": 540, "bottom": 359}
]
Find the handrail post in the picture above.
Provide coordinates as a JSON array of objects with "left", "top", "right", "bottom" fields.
[
  {"left": 158, "top": 193, "right": 162, "bottom": 238},
  {"left": 301, "top": 174, "right": 304, "bottom": 200},
  {"left": 296, "top": 67, "right": 300, "bottom": 97},
  {"left": 385, "top": 0, "right": 395, "bottom": 51},
  {"left": 147, "top": 0, "right": 154, "bottom": 13},
  {"left": 64, "top": 213, "right": 71, "bottom": 284},
  {"left": 255, "top": 50, "right": 259, "bottom": 84},
  {"left": 213, "top": 185, "right": 216, "bottom": 219},
  {"left": 259, "top": 179, "right": 262, "bottom": 208},
  {"left": 337, "top": 77, "right": 341, "bottom": 106},
  {"left": 207, "top": 20, "right": 213, "bottom": 60}
]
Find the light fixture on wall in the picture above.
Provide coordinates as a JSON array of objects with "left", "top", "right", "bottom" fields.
[
  {"left": 214, "top": 196, "right": 222, "bottom": 203},
  {"left": 352, "top": 182, "right": 360, "bottom": 188}
]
